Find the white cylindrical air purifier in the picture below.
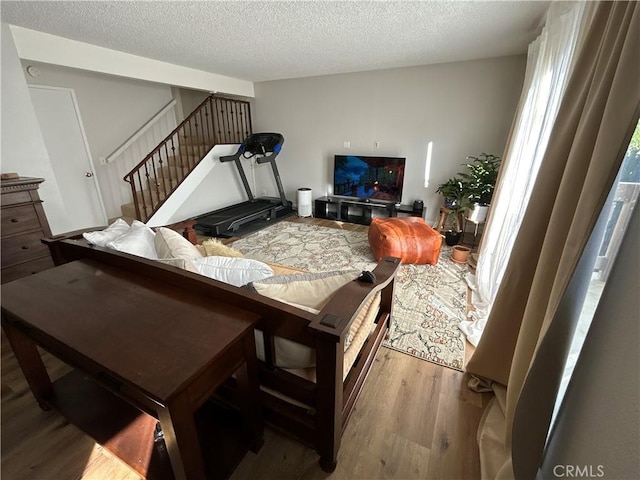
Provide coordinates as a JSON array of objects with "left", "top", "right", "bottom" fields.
[{"left": 297, "top": 188, "right": 313, "bottom": 217}]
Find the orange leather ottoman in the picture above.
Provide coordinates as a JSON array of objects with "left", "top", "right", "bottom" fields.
[{"left": 368, "top": 217, "right": 442, "bottom": 265}]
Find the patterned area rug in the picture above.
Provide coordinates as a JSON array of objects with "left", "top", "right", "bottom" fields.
[{"left": 231, "top": 221, "right": 469, "bottom": 371}]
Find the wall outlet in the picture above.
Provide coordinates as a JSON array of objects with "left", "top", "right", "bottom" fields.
[
  {"left": 343, "top": 141, "right": 351, "bottom": 149},
  {"left": 374, "top": 141, "right": 381, "bottom": 148}
]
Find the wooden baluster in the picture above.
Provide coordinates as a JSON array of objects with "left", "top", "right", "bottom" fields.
[
  {"left": 225, "top": 100, "right": 232, "bottom": 142},
  {"left": 229, "top": 104, "right": 237, "bottom": 142},
  {"left": 220, "top": 99, "right": 228, "bottom": 143},
  {"left": 219, "top": 97, "right": 226, "bottom": 143},
  {"left": 158, "top": 151, "right": 168, "bottom": 201},
  {"left": 214, "top": 97, "right": 223, "bottom": 143},
  {"left": 170, "top": 135, "right": 180, "bottom": 176},
  {"left": 163, "top": 142, "right": 174, "bottom": 183},
  {"left": 125, "top": 173, "right": 137, "bottom": 221},
  {"left": 208, "top": 98, "right": 216, "bottom": 145},
  {"left": 187, "top": 120, "right": 194, "bottom": 165},
  {"left": 202, "top": 101, "right": 210, "bottom": 147},
  {"left": 197, "top": 108, "right": 205, "bottom": 153},
  {"left": 239, "top": 103, "right": 247, "bottom": 141},
  {"left": 137, "top": 169, "right": 146, "bottom": 221},
  {"left": 236, "top": 104, "right": 243, "bottom": 142},
  {"left": 245, "top": 101, "right": 253, "bottom": 138},
  {"left": 147, "top": 158, "right": 159, "bottom": 217},
  {"left": 195, "top": 111, "right": 204, "bottom": 159},
  {"left": 215, "top": 99, "right": 223, "bottom": 144},
  {"left": 179, "top": 132, "right": 186, "bottom": 170}
]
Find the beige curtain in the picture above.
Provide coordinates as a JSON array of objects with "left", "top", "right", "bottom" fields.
[
  {"left": 461, "top": 1, "right": 590, "bottom": 347},
  {"left": 465, "top": 2, "right": 640, "bottom": 479}
]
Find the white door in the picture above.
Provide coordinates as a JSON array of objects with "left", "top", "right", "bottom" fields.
[{"left": 28, "top": 85, "right": 107, "bottom": 231}]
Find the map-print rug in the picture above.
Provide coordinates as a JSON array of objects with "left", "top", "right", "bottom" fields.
[{"left": 231, "top": 221, "right": 469, "bottom": 371}]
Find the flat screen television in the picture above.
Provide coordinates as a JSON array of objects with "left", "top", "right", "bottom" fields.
[{"left": 333, "top": 155, "right": 406, "bottom": 203}]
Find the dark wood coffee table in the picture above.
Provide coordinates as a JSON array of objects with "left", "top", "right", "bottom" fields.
[{"left": 1, "top": 259, "right": 263, "bottom": 480}]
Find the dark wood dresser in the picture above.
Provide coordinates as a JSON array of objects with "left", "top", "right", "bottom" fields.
[{"left": 1, "top": 177, "right": 54, "bottom": 284}]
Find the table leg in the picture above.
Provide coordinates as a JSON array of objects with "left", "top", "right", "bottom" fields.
[
  {"left": 236, "top": 332, "right": 264, "bottom": 452},
  {"left": 157, "top": 394, "right": 206, "bottom": 480},
  {"left": 2, "top": 322, "right": 53, "bottom": 410},
  {"left": 437, "top": 207, "right": 447, "bottom": 231}
]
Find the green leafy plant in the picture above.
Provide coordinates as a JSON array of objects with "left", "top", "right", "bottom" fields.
[
  {"left": 436, "top": 177, "right": 468, "bottom": 231},
  {"left": 436, "top": 177, "right": 467, "bottom": 207},
  {"left": 436, "top": 153, "right": 502, "bottom": 230},
  {"left": 459, "top": 153, "right": 501, "bottom": 205}
]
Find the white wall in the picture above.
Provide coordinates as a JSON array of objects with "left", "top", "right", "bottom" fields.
[
  {"left": 22, "top": 61, "right": 173, "bottom": 162},
  {"left": 21, "top": 61, "right": 175, "bottom": 219},
  {"left": 10, "top": 25, "right": 254, "bottom": 98},
  {"left": 4, "top": 27, "right": 525, "bottom": 229},
  {"left": 253, "top": 56, "right": 525, "bottom": 224},
  {"left": 146, "top": 144, "right": 246, "bottom": 227},
  {"left": 179, "top": 89, "right": 212, "bottom": 119},
  {"left": 0, "top": 23, "right": 67, "bottom": 233},
  {"left": 539, "top": 203, "right": 640, "bottom": 479}
]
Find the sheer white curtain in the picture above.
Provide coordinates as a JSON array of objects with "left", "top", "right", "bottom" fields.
[{"left": 459, "top": 2, "right": 591, "bottom": 346}]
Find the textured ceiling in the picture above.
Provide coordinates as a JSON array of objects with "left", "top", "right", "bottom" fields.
[{"left": 1, "top": 1, "right": 550, "bottom": 82}]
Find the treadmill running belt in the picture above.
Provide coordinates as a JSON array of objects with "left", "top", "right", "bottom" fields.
[{"left": 195, "top": 200, "right": 276, "bottom": 236}]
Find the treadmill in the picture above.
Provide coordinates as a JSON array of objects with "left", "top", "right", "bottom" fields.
[{"left": 195, "top": 133, "right": 293, "bottom": 237}]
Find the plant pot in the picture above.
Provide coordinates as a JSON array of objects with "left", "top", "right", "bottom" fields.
[
  {"left": 467, "top": 203, "right": 489, "bottom": 223},
  {"left": 444, "top": 230, "right": 462, "bottom": 246},
  {"left": 443, "top": 197, "right": 458, "bottom": 209},
  {"left": 451, "top": 245, "right": 471, "bottom": 263}
]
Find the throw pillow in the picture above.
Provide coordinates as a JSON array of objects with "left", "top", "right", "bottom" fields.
[
  {"left": 82, "top": 218, "right": 130, "bottom": 247},
  {"left": 343, "top": 292, "right": 382, "bottom": 379},
  {"left": 105, "top": 220, "right": 158, "bottom": 259},
  {"left": 254, "top": 331, "right": 316, "bottom": 369},
  {"left": 246, "top": 270, "right": 361, "bottom": 311},
  {"left": 201, "top": 238, "right": 245, "bottom": 258},
  {"left": 345, "top": 292, "right": 381, "bottom": 348},
  {"left": 192, "top": 256, "right": 274, "bottom": 287},
  {"left": 154, "top": 227, "right": 203, "bottom": 261},
  {"left": 268, "top": 263, "right": 306, "bottom": 276},
  {"left": 157, "top": 257, "right": 199, "bottom": 274}
]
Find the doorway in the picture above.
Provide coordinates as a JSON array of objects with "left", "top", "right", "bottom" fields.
[{"left": 28, "top": 85, "right": 107, "bottom": 232}]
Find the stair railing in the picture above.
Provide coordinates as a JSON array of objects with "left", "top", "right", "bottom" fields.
[
  {"left": 123, "top": 95, "right": 252, "bottom": 222},
  {"left": 104, "top": 99, "right": 177, "bottom": 164}
]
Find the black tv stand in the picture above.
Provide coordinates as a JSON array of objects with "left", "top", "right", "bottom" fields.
[{"left": 314, "top": 196, "right": 423, "bottom": 225}]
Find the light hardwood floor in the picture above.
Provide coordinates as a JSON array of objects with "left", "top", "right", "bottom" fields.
[{"left": 1, "top": 217, "right": 489, "bottom": 479}]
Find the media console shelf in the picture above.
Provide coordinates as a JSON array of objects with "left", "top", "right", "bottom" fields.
[{"left": 314, "top": 196, "right": 423, "bottom": 225}]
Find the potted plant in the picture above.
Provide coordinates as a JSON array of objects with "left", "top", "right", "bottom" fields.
[
  {"left": 459, "top": 153, "right": 501, "bottom": 222},
  {"left": 443, "top": 206, "right": 465, "bottom": 246},
  {"left": 436, "top": 177, "right": 466, "bottom": 209},
  {"left": 436, "top": 177, "right": 469, "bottom": 245}
]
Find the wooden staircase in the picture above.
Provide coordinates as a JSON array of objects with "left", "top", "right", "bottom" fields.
[{"left": 121, "top": 95, "right": 252, "bottom": 222}]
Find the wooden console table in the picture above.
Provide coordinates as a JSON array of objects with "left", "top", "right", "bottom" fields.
[{"left": 1, "top": 259, "right": 263, "bottom": 480}]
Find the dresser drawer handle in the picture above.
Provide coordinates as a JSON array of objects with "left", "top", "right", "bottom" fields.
[
  {"left": 21, "top": 246, "right": 29, "bottom": 250},
  {"left": 10, "top": 218, "right": 19, "bottom": 223}
]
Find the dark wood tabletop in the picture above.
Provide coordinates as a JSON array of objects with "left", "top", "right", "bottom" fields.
[
  {"left": 1, "top": 258, "right": 264, "bottom": 480},
  {"left": 1, "top": 259, "right": 258, "bottom": 403}
]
